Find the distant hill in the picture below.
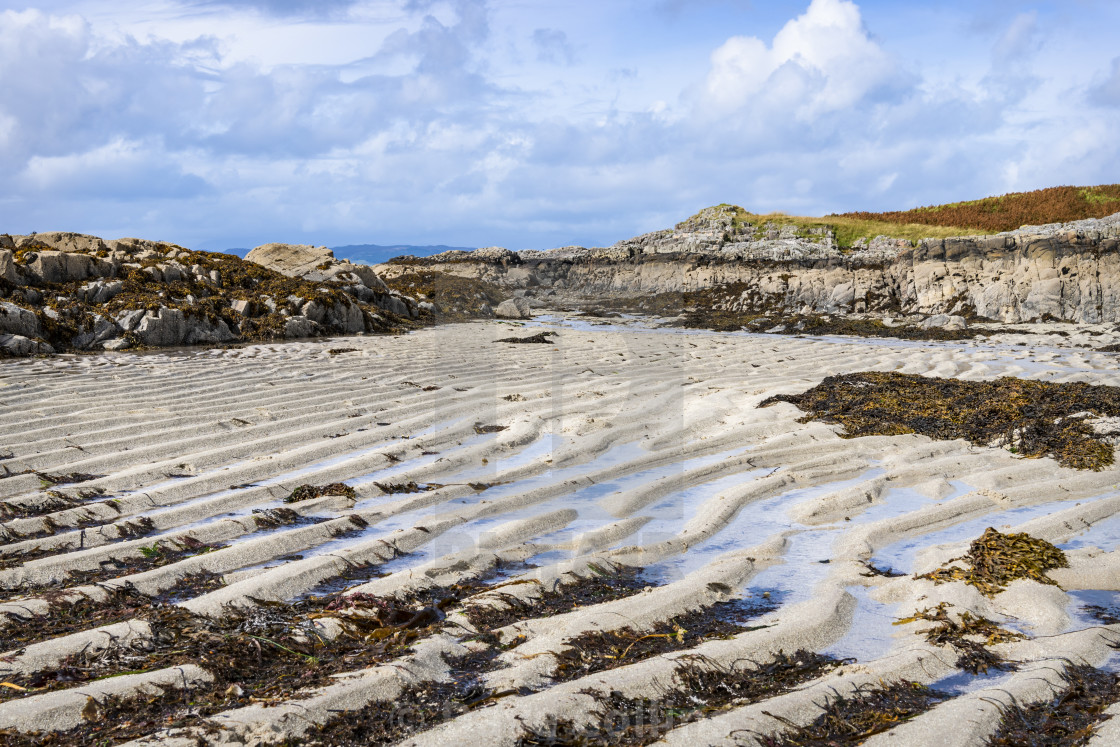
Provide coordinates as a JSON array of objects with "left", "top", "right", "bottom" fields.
[
  {"left": 224, "top": 243, "right": 476, "bottom": 263},
  {"left": 330, "top": 244, "right": 476, "bottom": 265},
  {"left": 836, "top": 184, "right": 1120, "bottom": 233},
  {"left": 675, "top": 184, "right": 1120, "bottom": 248}
]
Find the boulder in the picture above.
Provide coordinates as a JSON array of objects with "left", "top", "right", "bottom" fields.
[
  {"left": 115, "top": 309, "right": 147, "bottom": 332},
  {"left": 0, "top": 302, "right": 40, "bottom": 338},
  {"left": 0, "top": 334, "right": 53, "bottom": 356},
  {"left": 80, "top": 280, "right": 124, "bottom": 304},
  {"left": 301, "top": 300, "right": 327, "bottom": 324},
  {"left": 245, "top": 243, "right": 388, "bottom": 291},
  {"left": 382, "top": 293, "right": 414, "bottom": 318},
  {"left": 918, "top": 314, "right": 951, "bottom": 329},
  {"left": 0, "top": 250, "right": 17, "bottom": 284},
  {"left": 326, "top": 299, "right": 365, "bottom": 333},
  {"left": 72, "top": 315, "right": 121, "bottom": 350},
  {"left": 284, "top": 316, "right": 318, "bottom": 338},
  {"left": 184, "top": 319, "right": 236, "bottom": 345},
  {"left": 135, "top": 307, "right": 187, "bottom": 346},
  {"left": 12, "top": 232, "right": 107, "bottom": 254},
  {"left": 494, "top": 297, "right": 532, "bottom": 319},
  {"left": 24, "top": 251, "right": 114, "bottom": 284},
  {"left": 229, "top": 299, "right": 254, "bottom": 316},
  {"left": 918, "top": 313, "right": 968, "bottom": 330}
]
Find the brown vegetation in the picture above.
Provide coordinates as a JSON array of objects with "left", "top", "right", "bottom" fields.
[
  {"left": 761, "top": 372, "right": 1120, "bottom": 470},
  {"left": 837, "top": 185, "right": 1120, "bottom": 233}
]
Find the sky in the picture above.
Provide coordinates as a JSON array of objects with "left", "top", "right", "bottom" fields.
[{"left": 1, "top": 0, "right": 1118, "bottom": 252}]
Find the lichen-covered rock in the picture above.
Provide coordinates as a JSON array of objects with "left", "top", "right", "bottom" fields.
[
  {"left": 23, "top": 251, "right": 116, "bottom": 285},
  {"left": 12, "top": 231, "right": 108, "bottom": 254}
]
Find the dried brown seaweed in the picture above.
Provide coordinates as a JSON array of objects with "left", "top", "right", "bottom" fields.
[
  {"left": 919, "top": 528, "right": 1069, "bottom": 596},
  {"left": 761, "top": 372, "right": 1120, "bottom": 470}
]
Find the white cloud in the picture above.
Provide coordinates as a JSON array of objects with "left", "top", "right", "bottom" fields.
[
  {"left": 21, "top": 139, "right": 209, "bottom": 199},
  {"left": 1092, "top": 57, "right": 1120, "bottom": 107},
  {"left": 1, "top": 0, "right": 1118, "bottom": 251},
  {"left": 702, "top": 0, "right": 898, "bottom": 119}
]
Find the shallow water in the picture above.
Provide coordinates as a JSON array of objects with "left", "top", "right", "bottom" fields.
[
  {"left": 1060, "top": 506, "right": 1120, "bottom": 552},
  {"left": 641, "top": 470, "right": 885, "bottom": 588},
  {"left": 376, "top": 443, "right": 753, "bottom": 574},
  {"left": 822, "top": 585, "right": 900, "bottom": 662}
]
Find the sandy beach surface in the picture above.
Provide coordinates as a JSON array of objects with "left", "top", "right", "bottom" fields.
[{"left": 1, "top": 315, "right": 1119, "bottom": 745}]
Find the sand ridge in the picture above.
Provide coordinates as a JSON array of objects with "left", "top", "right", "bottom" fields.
[{"left": 0, "top": 315, "right": 1118, "bottom": 744}]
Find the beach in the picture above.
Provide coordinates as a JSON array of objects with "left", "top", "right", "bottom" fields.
[{"left": 1, "top": 315, "right": 1119, "bottom": 745}]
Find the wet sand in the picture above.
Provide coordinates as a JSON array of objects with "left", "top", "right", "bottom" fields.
[{"left": 0, "top": 315, "right": 1118, "bottom": 745}]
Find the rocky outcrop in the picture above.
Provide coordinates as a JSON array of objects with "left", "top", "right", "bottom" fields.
[
  {"left": 380, "top": 211, "right": 1120, "bottom": 323},
  {"left": 0, "top": 232, "right": 420, "bottom": 357},
  {"left": 245, "top": 243, "right": 418, "bottom": 320}
]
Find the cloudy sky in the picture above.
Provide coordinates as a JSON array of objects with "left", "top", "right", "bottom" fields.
[{"left": 1, "top": 0, "right": 1118, "bottom": 252}]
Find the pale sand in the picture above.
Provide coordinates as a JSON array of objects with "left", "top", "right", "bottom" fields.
[{"left": 1, "top": 315, "right": 1119, "bottom": 744}]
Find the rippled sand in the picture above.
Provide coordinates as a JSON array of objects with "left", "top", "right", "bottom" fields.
[{"left": 1, "top": 316, "right": 1118, "bottom": 745}]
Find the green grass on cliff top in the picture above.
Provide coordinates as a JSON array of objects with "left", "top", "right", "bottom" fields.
[{"left": 694, "top": 184, "right": 1120, "bottom": 248}]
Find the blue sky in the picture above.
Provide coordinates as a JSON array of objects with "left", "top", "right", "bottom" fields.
[{"left": 1, "top": 0, "right": 1118, "bottom": 252}]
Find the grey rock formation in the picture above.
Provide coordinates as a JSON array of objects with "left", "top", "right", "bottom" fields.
[
  {"left": 246, "top": 244, "right": 387, "bottom": 290},
  {"left": 245, "top": 242, "right": 418, "bottom": 319},
  {"left": 136, "top": 307, "right": 187, "bottom": 346},
  {"left": 284, "top": 316, "right": 319, "bottom": 338},
  {"left": 381, "top": 211, "right": 1120, "bottom": 324},
  {"left": 0, "top": 302, "right": 40, "bottom": 338},
  {"left": 72, "top": 316, "right": 121, "bottom": 349},
  {"left": 0, "top": 230, "right": 418, "bottom": 356},
  {"left": 0, "top": 334, "right": 53, "bottom": 356},
  {"left": 0, "top": 250, "right": 16, "bottom": 284},
  {"left": 184, "top": 319, "right": 236, "bottom": 345},
  {"left": 22, "top": 251, "right": 116, "bottom": 285},
  {"left": 80, "top": 280, "right": 124, "bottom": 305},
  {"left": 919, "top": 314, "right": 967, "bottom": 331},
  {"left": 495, "top": 297, "right": 532, "bottom": 319}
]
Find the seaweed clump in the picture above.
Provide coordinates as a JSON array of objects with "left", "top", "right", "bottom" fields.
[
  {"left": 0, "top": 536, "right": 224, "bottom": 602},
  {"left": 762, "top": 681, "right": 948, "bottom": 746},
  {"left": 919, "top": 527, "right": 1069, "bottom": 596},
  {"left": 0, "top": 573, "right": 224, "bottom": 653},
  {"left": 987, "top": 663, "right": 1120, "bottom": 746},
  {"left": 285, "top": 482, "right": 357, "bottom": 503},
  {"left": 551, "top": 596, "right": 778, "bottom": 683},
  {"left": 463, "top": 564, "right": 652, "bottom": 633},
  {"left": 517, "top": 651, "right": 840, "bottom": 746},
  {"left": 495, "top": 332, "right": 556, "bottom": 344},
  {"left": 0, "top": 580, "right": 489, "bottom": 741},
  {"left": 760, "top": 372, "right": 1120, "bottom": 470},
  {"left": 382, "top": 270, "right": 506, "bottom": 321},
  {"left": 894, "top": 602, "right": 1024, "bottom": 674}
]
